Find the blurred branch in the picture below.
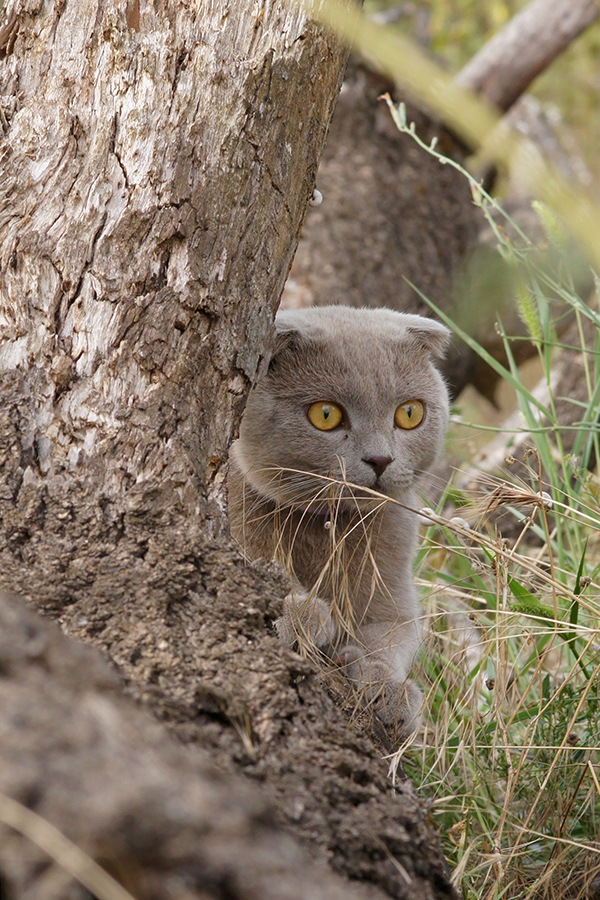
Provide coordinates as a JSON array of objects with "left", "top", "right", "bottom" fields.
[
  {"left": 456, "top": 0, "right": 600, "bottom": 112},
  {"left": 301, "top": 0, "right": 600, "bottom": 270}
]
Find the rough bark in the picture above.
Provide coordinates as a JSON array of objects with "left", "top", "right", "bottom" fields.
[
  {"left": 456, "top": 0, "right": 600, "bottom": 112},
  {"left": 0, "top": 2, "right": 456, "bottom": 898},
  {"left": 0, "top": 0, "right": 348, "bottom": 524}
]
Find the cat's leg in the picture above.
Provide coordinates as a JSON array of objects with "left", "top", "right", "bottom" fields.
[
  {"left": 337, "top": 619, "right": 423, "bottom": 737},
  {"left": 274, "top": 584, "right": 337, "bottom": 649}
]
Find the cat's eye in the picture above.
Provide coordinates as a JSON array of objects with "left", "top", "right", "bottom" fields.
[
  {"left": 307, "top": 401, "right": 343, "bottom": 431},
  {"left": 395, "top": 400, "right": 424, "bottom": 430}
]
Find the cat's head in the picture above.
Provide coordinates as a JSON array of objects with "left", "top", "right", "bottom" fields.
[{"left": 234, "top": 306, "right": 450, "bottom": 511}]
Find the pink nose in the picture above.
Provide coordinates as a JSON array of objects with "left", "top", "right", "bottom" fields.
[{"left": 363, "top": 456, "right": 393, "bottom": 479}]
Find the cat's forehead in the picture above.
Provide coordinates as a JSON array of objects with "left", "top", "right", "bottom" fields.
[
  {"left": 270, "top": 306, "right": 446, "bottom": 404},
  {"left": 296, "top": 336, "right": 426, "bottom": 397},
  {"left": 274, "top": 306, "right": 449, "bottom": 356}
]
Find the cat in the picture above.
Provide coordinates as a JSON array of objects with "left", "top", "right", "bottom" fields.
[{"left": 228, "top": 306, "right": 450, "bottom": 737}]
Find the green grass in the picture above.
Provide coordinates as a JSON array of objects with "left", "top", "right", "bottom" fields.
[{"left": 390, "top": 132, "right": 600, "bottom": 899}]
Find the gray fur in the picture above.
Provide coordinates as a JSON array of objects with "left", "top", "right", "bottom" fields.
[{"left": 228, "top": 306, "right": 450, "bottom": 737}]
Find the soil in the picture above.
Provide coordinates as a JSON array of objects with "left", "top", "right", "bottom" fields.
[{"left": 0, "top": 372, "right": 457, "bottom": 900}]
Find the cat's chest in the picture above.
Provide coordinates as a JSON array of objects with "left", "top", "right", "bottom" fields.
[{"left": 287, "top": 502, "right": 416, "bottom": 604}]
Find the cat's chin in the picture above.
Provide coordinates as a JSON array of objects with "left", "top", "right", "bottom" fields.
[
  {"left": 286, "top": 494, "right": 386, "bottom": 518},
  {"left": 245, "top": 485, "right": 386, "bottom": 517},
  {"left": 239, "top": 462, "right": 396, "bottom": 514}
]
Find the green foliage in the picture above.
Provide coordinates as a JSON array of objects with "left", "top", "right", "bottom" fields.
[
  {"left": 428, "top": 0, "right": 523, "bottom": 64},
  {"left": 388, "top": 115, "right": 600, "bottom": 900}
]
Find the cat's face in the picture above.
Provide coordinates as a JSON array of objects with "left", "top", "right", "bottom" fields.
[{"left": 234, "top": 307, "right": 450, "bottom": 511}]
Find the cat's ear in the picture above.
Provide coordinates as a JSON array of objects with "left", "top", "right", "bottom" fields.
[
  {"left": 268, "top": 326, "right": 301, "bottom": 370},
  {"left": 404, "top": 316, "right": 451, "bottom": 358}
]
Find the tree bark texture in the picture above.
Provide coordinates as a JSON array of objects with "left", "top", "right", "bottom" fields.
[
  {"left": 0, "top": 3, "right": 456, "bottom": 899},
  {"left": 0, "top": 0, "right": 349, "bottom": 525}
]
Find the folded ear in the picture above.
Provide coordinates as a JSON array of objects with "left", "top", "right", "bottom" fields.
[
  {"left": 403, "top": 315, "right": 451, "bottom": 358},
  {"left": 268, "top": 325, "right": 301, "bottom": 370}
]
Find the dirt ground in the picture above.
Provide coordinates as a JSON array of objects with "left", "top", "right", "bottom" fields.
[{"left": 0, "top": 400, "right": 457, "bottom": 899}]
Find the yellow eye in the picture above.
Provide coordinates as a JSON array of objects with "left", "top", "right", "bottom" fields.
[
  {"left": 395, "top": 400, "right": 424, "bottom": 430},
  {"left": 307, "top": 401, "right": 343, "bottom": 431}
]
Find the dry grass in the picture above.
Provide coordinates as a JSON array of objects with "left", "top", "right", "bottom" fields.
[
  {"left": 365, "top": 116, "right": 600, "bottom": 896},
  {"left": 398, "top": 469, "right": 600, "bottom": 900},
  {"left": 394, "top": 193, "right": 600, "bottom": 896},
  {"left": 0, "top": 792, "right": 137, "bottom": 900},
  {"left": 262, "top": 450, "right": 600, "bottom": 899}
]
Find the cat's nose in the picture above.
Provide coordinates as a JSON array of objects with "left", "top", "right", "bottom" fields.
[{"left": 363, "top": 455, "right": 393, "bottom": 479}]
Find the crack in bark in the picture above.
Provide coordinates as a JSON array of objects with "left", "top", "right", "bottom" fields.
[
  {"left": 110, "top": 117, "right": 130, "bottom": 195},
  {"left": 264, "top": 156, "right": 294, "bottom": 220},
  {"left": 0, "top": 11, "right": 18, "bottom": 58},
  {"left": 168, "top": 47, "right": 190, "bottom": 116},
  {"left": 65, "top": 209, "right": 108, "bottom": 312}
]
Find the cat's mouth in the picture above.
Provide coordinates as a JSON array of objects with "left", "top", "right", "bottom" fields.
[
  {"left": 263, "top": 467, "right": 390, "bottom": 513},
  {"left": 363, "top": 473, "right": 393, "bottom": 497},
  {"left": 290, "top": 490, "right": 385, "bottom": 517}
]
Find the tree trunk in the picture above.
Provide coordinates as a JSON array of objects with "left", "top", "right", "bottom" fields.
[
  {"left": 0, "top": 0, "right": 347, "bottom": 527},
  {"left": 0, "top": 2, "right": 455, "bottom": 898}
]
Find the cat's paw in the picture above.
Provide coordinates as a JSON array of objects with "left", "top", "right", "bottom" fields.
[
  {"left": 373, "top": 678, "right": 423, "bottom": 738},
  {"left": 336, "top": 645, "right": 422, "bottom": 738},
  {"left": 275, "top": 590, "right": 336, "bottom": 649}
]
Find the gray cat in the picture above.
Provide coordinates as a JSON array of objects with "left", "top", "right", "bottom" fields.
[{"left": 228, "top": 306, "right": 450, "bottom": 737}]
